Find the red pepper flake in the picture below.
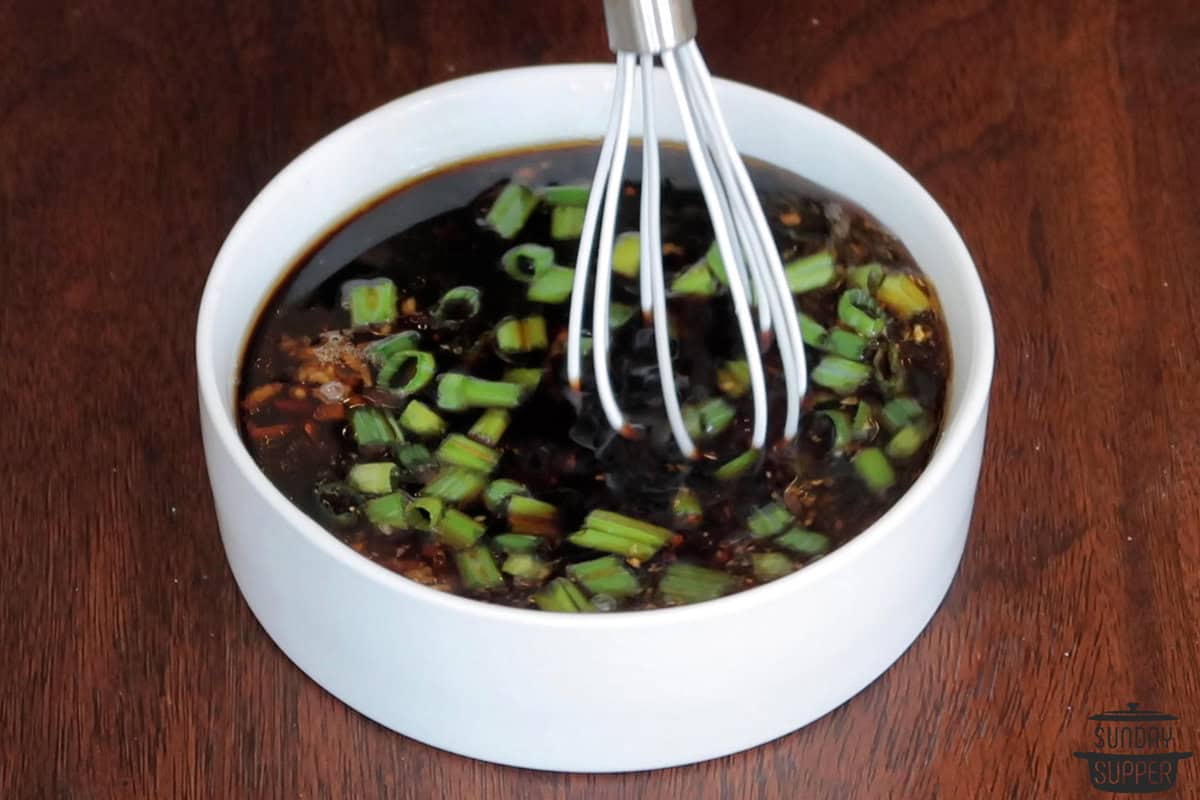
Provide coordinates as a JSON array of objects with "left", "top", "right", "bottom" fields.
[
  {"left": 242, "top": 382, "right": 284, "bottom": 411},
  {"left": 273, "top": 396, "right": 313, "bottom": 415},
  {"left": 313, "top": 402, "right": 346, "bottom": 421},
  {"left": 246, "top": 422, "right": 293, "bottom": 442},
  {"left": 421, "top": 543, "right": 448, "bottom": 568}
]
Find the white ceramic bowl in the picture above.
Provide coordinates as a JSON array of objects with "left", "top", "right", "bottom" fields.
[{"left": 197, "top": 64, "right": 994, "bottom": 772}]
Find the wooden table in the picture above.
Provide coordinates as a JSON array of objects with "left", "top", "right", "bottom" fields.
[{"left": 4, "top": 0, "right": 1198, "bottom": 796}]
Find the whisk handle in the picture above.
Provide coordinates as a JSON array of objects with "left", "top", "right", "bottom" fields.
[{"left": 602, "top": 0, "right": 697, "bottom": 54}]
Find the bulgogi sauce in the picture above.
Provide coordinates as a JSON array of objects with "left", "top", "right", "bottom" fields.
[{"left": 238, "top": 144, "right": 950, "bottom": 611}]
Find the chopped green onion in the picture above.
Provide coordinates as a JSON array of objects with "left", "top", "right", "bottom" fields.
[
  {"left": 823, "top": 329, "right": 868, "bottom": 361},
  {"left": 852, "top": 400, "right": 878, "bottom": 442},
  {"left": 715, "top": 449, "right": 760, "bottom": 481},
  {"left": 501, "top": 243, "right": 555, "bottom": 282},
  {"left": 432, "top": 286, "right": 482, "bottom": 328},
  {"left": 484, "top": 479, "right": 529, "bottom": 514},
  {"left": 364, "top": 491, "right": 410, "bottom": 532},
  {"left": 784, "top": 251, "right": 836, "bottom": 293},
  {"left": 507, "top": 495, "right": 560, "bottom": 536},
  {"left": 752, "top": 552, "right": 795, "bottom": 582},
  {"left": 343, "top": 278, "right": 398, "bottom": 327},
  {"left": 486, "top": 183, "right": 538, "bottom": 239},
  {"left": 671, "top": 487, "right": 703, "bottom": 529},
  {"left": 422, "top": 466, "right": 486, "bottom": 505},
  {"left": 815, "top": 410, "right": 852, "bottom": 454},
  {"left": 550, "top": 205, "right": 586, "bottom": 240},
  {"left": 495, "top": 315, "right": 548, "bottom": 353},
  {"left": 405, "top": 496, "right": 444, "bottom": 531},
  {"left": 399, "top": 400, "right": 447, "bottom": 439},
  {"left": 748, "top": 502, "right": 793, "bottom": 538},
  {"left": 468, "top": 409, "right": 511, "bottom": 447},
  {"left": 377, "top": 350, "right": 436, "bottom": 397},
  {"left": 682, "top": 397, "right": 736, "bottom": 441},
  {"left": 526, "top": 266, "right": 575, "bottom": 304},
  {"left": 584, "top": 511, "right": 673, "bottom": 545},
  {"left": 394, "top": 443, "right": 434, "bottom": 474},
  {"left": 436, "top": 374, "right": 524, "bottom": 411},
  {"left": 346, "top": 462, "right": 399, "bottom": 496},
  {"left": 455, "top": 546, "right": 504, "bottom": 591},
  {"left": 670, "top": 261, "right": 718, "bottom": 296},
  {"left": 567, "top": 530, "right": 656, "bottom": 560},
  {"left": 435, "top": 508, "right": 486, "bottom": 550},
  {"left": 502, "top": 552, "right": 553, "bottom": 582},
  {"left": 874, "top": 343, "right": 907, "bottom": 397},
  {"left": 775, "top": 528, "right": 830, "bottom": 556},
  {"left": 853, "top": 447, "right": 896, "bottom": 494},
  {"left": 502, "top": 367, "right": 543, "bottom": 392},
  {"left": 540, "top": 184, "right": 590, "bottom": 207},
  {"left": 567, "top": 510, "right": 672, "bottom": 559},
  {"left": 881, "top": 397, "right": 924, "bottom": 432},
  {"left": 612, "top": 232, "right": 641, "bottom": 278},
  {"left": 848, "top": 262, "right": 884, "bottom": 292},
  {"left": 876, "top": 273, "right": 931, "bottom": 318},
  {"left": 798, "top": 312, "right": 827, "bottom": 348},
  {"left": 567, "top": 556, "right": 641, "bottom": 598},
  {"left": 312, "top": 482, "right": 363, "bottom": 528},
  {"left": 609, "top": 302, "right": 636, "bottom": 329},
  {"left": 716, "top": 360, "right": 751, "bottom": 399},
  {"left": 492, "top": 533, "right": 542, "bottom": 554},
  {"left": 366, "top": 331, "right": 420, "bottom": 364},
  {"left": 349, "top": 406, "right": 404, "bottom": 449},
  {"left": 435, "top": 433, "right": 500, "bottom": 473},
  {"left": 838, "top": 289, "right": 887, "bottom": 338},
  {"left": 534, "top": 577, "right": 593, "bottom": 612},
  {"left": 658, "top": 562, "right": 738, "bottom": 605},
  {"left": 811, "top": 355, "right": 872, "bottom": 394},
  {"left": 886, "top": 419, "right": 935, "bottom": 459},
  {"left": 704, "top": 240, "right": 728, "bottom": 285}
]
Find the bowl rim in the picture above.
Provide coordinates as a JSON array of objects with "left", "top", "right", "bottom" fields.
[{"left": 197, "top": 63, "right": 995, "bottom": 630}]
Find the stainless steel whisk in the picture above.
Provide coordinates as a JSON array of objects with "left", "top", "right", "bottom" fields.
[{"left": 567, "top": 0, "right": 808, "bottom": 459}]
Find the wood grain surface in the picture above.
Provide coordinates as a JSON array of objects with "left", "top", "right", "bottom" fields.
[{"left": 3, "top": 0, "right": 1199, "bottom": 796}]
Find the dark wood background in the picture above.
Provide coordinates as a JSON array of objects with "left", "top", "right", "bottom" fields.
[{"left": 3, "top": 0, "right": 1198, "bottom": 796}]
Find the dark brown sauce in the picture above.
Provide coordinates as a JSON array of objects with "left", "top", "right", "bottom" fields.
[{"left": 238, "top": 143, "right": 950, "bottom": 610}]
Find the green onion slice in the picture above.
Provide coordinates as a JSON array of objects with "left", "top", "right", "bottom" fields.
[
  {"left": 811, "top": 355, "right": 872, "bottom": 395},
  {"left": 312, "top": 481, "right": 363, "bottom": 529},
  {"left": 501, "top": 243, "right": 555, "bottom": 282},
  {"left": 853, "top": 447, "right": 896, "bottom": 494},
  {"left": 377, "top": 350, "right": 436, "bottom": 398},
  {"left": 432, "top": 286, "right": 482, "bottom": 329},
  {"left": 658, "top": 563, "right": 738, "bottom": 605},
  {"left": 342, "top": 278, "right": 398, "bottom": 328},
  {"left": 612, "top": 232, "right": 641, "bottom": 279},
  {"left": 486, "top": 183, "right": 538, "bottom": 239},
  {"left": 784, "top": 251, "right": 836, "bottom": 294},
  {"left": 838, "top": 288, "right": 887, "bottom": 338},
  {"left": 550, "top": 205, "right": 586, "bottom": 240},
  {"left": 455, "top": 546, "right": 505, "bottom": 591}
]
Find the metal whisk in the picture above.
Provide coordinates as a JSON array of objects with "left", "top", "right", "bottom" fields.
[{"left": 567, "top": 0, "right": 808, "bottom": 459}]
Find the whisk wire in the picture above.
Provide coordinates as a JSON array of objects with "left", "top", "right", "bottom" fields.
[
  {"left": 589, "top": 54, "right": 639, "bottom": 436},
  {"left": 638, "top": 55, "right": 696, "bottom": 457},
  {"left": 661, "top": 47, "right": 769, "bottom": 449},
  {"left": 679, "top": 41, "right": 808, "bottom": 436},
  {"left": 576, "top": 0, "right": 808, "bottom": 457}
]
